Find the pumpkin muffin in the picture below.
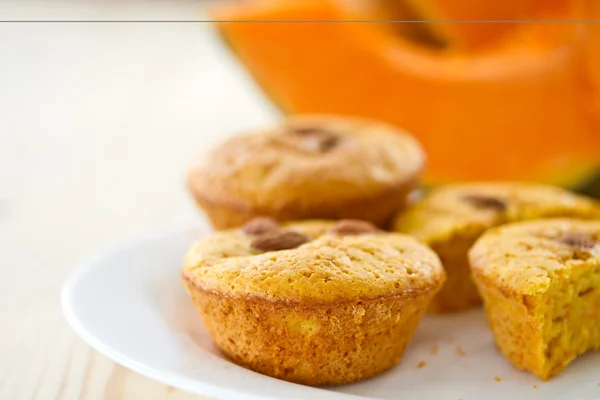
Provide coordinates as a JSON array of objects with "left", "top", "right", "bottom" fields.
[
  {"left": 182, "top": 218, "right": 445, "bottom": 385},
  {"left": 469, "top": 219, "right": 600, "bottom": 380},
  {"left": 187, "top": 115, "right": 425, "bottom": 229},
  {"left": 392, "top": 182, "right": 600, "bottom": 313}
]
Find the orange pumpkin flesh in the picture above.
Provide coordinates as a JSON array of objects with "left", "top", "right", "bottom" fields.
[
  {"left": 581, "top": 0, "right": 600, "bottom": 126},
  {"left": 401, "top": 0, "right": 559, "bottom": 50},
  {"left": 333, "top": 0, "right": 446, "bottom": 48},
  {"left": 213, "top": 0, "right": 600, "bottom": 184}
]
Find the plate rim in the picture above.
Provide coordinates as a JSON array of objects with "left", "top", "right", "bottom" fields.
[
  {"left": 62, "top": 225, "right": 600, "bottom": 400},
  {"left": 60, "top": 226, "right": 373, "bottom": 400},
  {"left": 61, "top": 226, "right": 280, "bottom": 400}
]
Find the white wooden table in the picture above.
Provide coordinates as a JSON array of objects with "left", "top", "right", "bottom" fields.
[{"left": 0, "top": 1, "right": 278, "bottom": 398}]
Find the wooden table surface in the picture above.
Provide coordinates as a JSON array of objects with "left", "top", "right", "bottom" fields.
[{"left": 0, "top": 2, "right": 278, "bottom": 398}]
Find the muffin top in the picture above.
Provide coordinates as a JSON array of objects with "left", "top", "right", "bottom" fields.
[
  {"left": 188, "top": 116, "right": 425, "bottom": 210},
  {"left": 469, "top": 219, "right": 600, "bottom": 296},
  {"left": 393, "top": 182, "right": 600, "bottom": 244},
  {"left": 182, "top": 218, "right": 444, "bottom": 303}
]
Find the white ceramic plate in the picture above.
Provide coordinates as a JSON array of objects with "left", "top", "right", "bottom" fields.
[{"left": 62, "top": 221, "right": 600, "bottom": 400}]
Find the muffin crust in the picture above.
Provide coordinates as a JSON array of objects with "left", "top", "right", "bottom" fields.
[
  {"left": 470, "top": 219, "right": 600, "bottom": 380},
  {"left": 182, "top": 219, "right": 445, "bottom": 385},
  {"left": 393, "top": 182, "right": 600, "bottom": 312},
  {"left": 188, "top": 116, "right": 425, "bottom": 229}
]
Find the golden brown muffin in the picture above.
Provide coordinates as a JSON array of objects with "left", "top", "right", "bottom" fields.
[
  {"left": 469, "top": 219, "right": 600, "bottom": 380},
  {"left": 392, "top": 182, "right": 600, "bottom": 313},
  {"left": 188, "top": 115, "right": 425, "bottom": 229},
  {"left": 182, "top": 218, "right": 445, "bottom": 385}
]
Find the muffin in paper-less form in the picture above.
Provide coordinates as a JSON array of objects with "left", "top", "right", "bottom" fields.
[
  {"left": 393, "top": 182, "right": 600, "bottom": 313},
  {"left": 469, "top": 219, "right": 600, "bottom": 380},
  {"left": 181, "top": 218, "right": 445, "bottom": 385},
  {"left": 187, "top": 115, "right": 425, "bottom": 229}
]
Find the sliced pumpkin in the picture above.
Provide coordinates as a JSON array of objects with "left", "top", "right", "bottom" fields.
[
  {"left": 580, "top": 0, "right": 600, "bottom": 124},
  {"left": 400, "top": 0, "right": 562, "bottom": 49},
  {"left": 331, "top": 0, "right": 446, "bottom": 48},
  {"left": 212, "top": 0, "right": 600, "bottom": 184}
]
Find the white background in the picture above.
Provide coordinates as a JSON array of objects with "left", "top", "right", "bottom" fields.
[{"left": 0, "top": 1, "right": 277, "bottom": 398}]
